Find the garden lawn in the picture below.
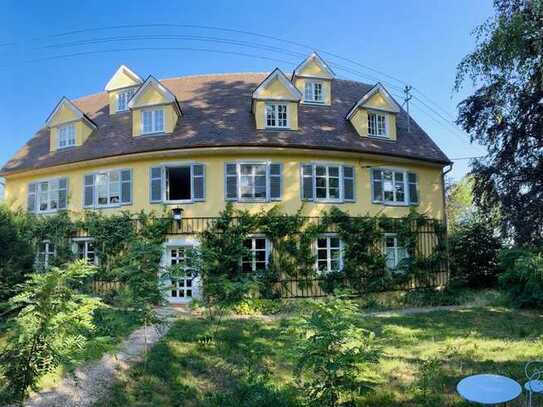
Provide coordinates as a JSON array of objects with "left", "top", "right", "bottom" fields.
[{"left": 96, "top": 307, "right": 543, "bottom": 407}]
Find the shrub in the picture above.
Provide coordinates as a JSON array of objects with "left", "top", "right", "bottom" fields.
[
  {"left": 449, "top": 218, "right": 502, "bottom": 288},
  {"left": 294, "top": 296, "right": 381, "bottom": 407},
  {"left": 0, "top": 261, "right": 103, "bottom": 403},
  {"left": 499, "top": 251, "right": 543, "bottom": 308},
  {"left": 402, "top": 287, "right": 474, "bottom": 307}
]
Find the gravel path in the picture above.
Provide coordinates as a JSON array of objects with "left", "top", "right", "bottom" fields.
[{"left": 21, "top": 307, "right": 189, "bottom": 407}]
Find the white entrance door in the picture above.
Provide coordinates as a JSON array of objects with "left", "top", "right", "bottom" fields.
[{"left": 162, "top": 241, "right": 201, "bottom": 304}]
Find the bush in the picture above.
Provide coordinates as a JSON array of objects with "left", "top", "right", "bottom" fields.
[
  {"left": 402, "top": 287, "right": 473, "bottom": 307},
  {"left": 449, "top": 219, "right": 502, "bottom": 288},
  {"left": 294, "top": 296, "right": 381, "bottom": 406},
  {"left": 499, "top": 250, "right": 543, "bottom": 308}
]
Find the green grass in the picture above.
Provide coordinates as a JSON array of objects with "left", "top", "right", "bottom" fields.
[{"left": 96, "top": 306, "right": 543, "bottom": 407}]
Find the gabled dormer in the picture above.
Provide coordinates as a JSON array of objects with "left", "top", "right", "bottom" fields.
[
  {"left": 346, "top": 83, "right": 401, "bottom": 141},
  {"left": 252, "top": 68, "right": 302, "bottom": 130},
  {"left": 45, "top": 97, "right": 97, "bottom": 152},
  {"left": 105, "top": 65, "right": 143, "bottom": 115},
  {"left": 127, "top": 76, "right": 182, "bottom": 137},
  {"left": 292, "top": 52, "right": 335, "bottom": 106}
]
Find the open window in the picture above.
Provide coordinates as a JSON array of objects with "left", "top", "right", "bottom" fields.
[{"left": 150, "top": 164, "right": 205, "bottom": 203}]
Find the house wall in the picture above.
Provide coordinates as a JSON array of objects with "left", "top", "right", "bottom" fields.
[
  {"left": 50, "top": 121, "right": 94, "bottom": 152},
  {"left": 131, "top": 104, "right": 178, "bottom": 137},
  {"left": 350, "top": 108, "right": 397, "bottom": 141},
  {"left": 293, "top": 78, "right": 332, "bottom": 105},
  {"left": 4, "top": 149, "right": 445, "bottom": 220}
]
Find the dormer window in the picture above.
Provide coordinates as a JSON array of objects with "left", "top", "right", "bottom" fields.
[
  {"left": 368, "top": 111, "right": 387, "bottom": 138},
  {"left": 265, "top": 103, "right": 288, "bottom": 129},
  {"left": 58, "top": 123, "right": 76, "bottom": 149},
  {"left": 117, "top": 88, "right": 136, "bottom": 112},
  {"left": 304, "top": 80, "right": 323, "bottom": 103},
  {"left": 142, "top": 108, "right": 165, "bottom": 135}
]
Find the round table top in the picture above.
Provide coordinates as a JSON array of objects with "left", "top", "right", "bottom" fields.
[
  {"left": 525, "top": 379, "right": 543, "bottom": 393},
  {"left": 457, "top": 374, "right": 522, "bottom": 404}
]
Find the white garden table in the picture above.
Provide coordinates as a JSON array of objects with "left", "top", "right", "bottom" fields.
[{"left": 457, "top": 374, "right": 522, "bottom": 406}]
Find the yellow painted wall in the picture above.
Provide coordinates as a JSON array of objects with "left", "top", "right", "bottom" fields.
[
  {"left": 4, "top": 150, "right": 445, "bottom": 220},
  {"left": 106, "top": 71, "right": 141, "bottom": 92},
  {"left": 49, "top": 121, "right": 94, "bottom": 152},
  {"left": 108, "top": 86, "right": 139, "bottom": 115},
  {"left": 293, "top": 78, "right": 332, "bottom": 105},
  {"left": 131, "top": 84, "right": 170, "bottom": 108},
  {"left": 350, "top": 108, "right": 397, "bottom": 141},
  {"left": 47, "top": 104, "right": 79, "bottom": 127},
  {"left": 364, "top": 92, "right": 395, "bottom": 110},
  {"left": 253, "top": 100, "right": 298, "bottom": 130},
  {"left": 132, "top": 104, "right": 178, "bottom": 137},
  {"left": 257, "top": 76, "right": 297, "bottom": 99},
  {"left": 296, "top": 60, "right": 330, "bottom": 78}
]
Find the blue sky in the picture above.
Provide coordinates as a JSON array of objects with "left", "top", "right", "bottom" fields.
[{"left": 0, "top": 0, "right": 492, "bottom": 181}]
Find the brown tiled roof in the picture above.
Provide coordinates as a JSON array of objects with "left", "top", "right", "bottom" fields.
[{"left": 1, "top": 73, "right": 450, "bottom": 175}]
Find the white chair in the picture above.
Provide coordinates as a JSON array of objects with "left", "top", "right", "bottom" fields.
[{"left": 525, "top": 361, "right": 543, "bottom": 407}]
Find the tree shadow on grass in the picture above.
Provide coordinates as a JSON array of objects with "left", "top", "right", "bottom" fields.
[{"left": 95, "top": 317, "right": 301, "bottom": 407}]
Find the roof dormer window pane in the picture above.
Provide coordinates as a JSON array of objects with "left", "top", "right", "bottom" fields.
[
  {"left": 368, "top": 111, "right": 387, "bottom": 137},
  {"left": 141, "top": 108, "right": 165, "bottom": 135},
  {"left": 265, "top": 103, "right": 288, "bottom": 129},
  {"left": 58, "top": 123, "right": 76, "bottom": 149},
  {"left": 304, "top": 81, "right": 323, "bottom": 103},
  {"left": 117, "top": 88, "right": 136, "bottom": 112}
]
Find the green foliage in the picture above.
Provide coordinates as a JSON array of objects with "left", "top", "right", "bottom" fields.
[
  {"left": 0, "top": 261, "right": 103, "bottom": 403},
  {"left": 33, "top": 211, "right": 77, "bottom": 271},
  {"left": 412, "top": 356, "right": 446, "bottom": 406},
  {"left": 455, "top": 0, "right": 543, "bottom": 246},
  {"left": 499, "top": 250, "right": 543, "bottom": 308},
  {"left": 293, "top": 296, "right": 381, "bottom": 406},
  {"left": 0, "top": 205, "right": 35, "bottom": 305},
  {"left": 402, "top": 287, "right": 474, "bottom": 307},
  {"left": 449, "top": 218, "right": 503, "bottom": 288}
]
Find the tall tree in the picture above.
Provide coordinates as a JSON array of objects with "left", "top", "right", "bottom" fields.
[
  {"left": 455, "top": 0, "right": 543, "bottom": 245},
  {"left": 446, "top": 176, "right": 475, "bottom": 232}
]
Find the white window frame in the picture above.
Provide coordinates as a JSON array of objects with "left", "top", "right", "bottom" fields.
[
  {"left": 304, "top": 80, "right": 324, "bottom": 104},
  {"left": 265, "top": 103, "right": 289, "bottom": 129},
  {"left": 168, "top": 246, "right": 195, "bottom": 300},
  {"left": 373, "top": 168, "right": 409, "bottom": 206},
  {"left": 384, "top": 233, "right": 409, "bottom": 270},
  {"left": 58, "top": 122, "right": 76, "bottom": 149},
  {"left": 141, "top": 107, "right": 165, "bottom": 135},
  {"left": 92, "top": 169, "right": 123, "bottom": 208},
  {"left": 72, "top": 238, "right": 98, "bottom": 266},
  {"left": 315, "top": 234, "right": 343, "bottom": 274},
  {"left": 368, "top": 110, "right": 388, "bottom": 138},
  {"left": 313, "top": 163, "right": 343, "bottom": 203},
  {"left": 31, "top": 178, "right": 67, "bottom": 214},
  {"left": 36, "top": 240, "right": 56, "bottom": 270},
  {"left": 238, "top": 162, "right": 269, "bottom": 202},
  {"left": 154, "top": 162, "right": 204, "bottom": 204},
  {"left": 116, "top": 88, "right": 136, "bottom": 112},
  {"left": 242, "top": 236, "right": 270, "bottom": 273}
]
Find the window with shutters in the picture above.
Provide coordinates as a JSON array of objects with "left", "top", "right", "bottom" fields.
[
  {"left": 84, "top": 169, "right": 132, "bottom": 208},
  {"left": 141, "top": 108, "right": 165, "bottom": 134},
  {"left": 303, "top": 80, "right": 324, "bottom": 103},
  {"left": 241, "top": 236, "right": 270, "bottom": 274},
  {"left": 116, "top": 88, "right": 136, "bottom": 112},
  {"left": 300, "top": 163, "right": 355, "bottom": 203},
  {"left": 368, "top": 111, "right": 387, "bottom": 138},
  {"left": 371, "top": 168, "right": 418, "bottom": 206},
  {"left": 315, "top": 235, "right": 343, "bottom": 273},
  {"left": 58, "top": 123, "right": 76, "bottom": 149},
  {"left": 149, "top": 163, "right": 205, "bottom": 203},
  {"left": 265, "top": 103, "right": 288, "bottom": 128},
  {"left": 224, "top": 161, "right": 281, "bottom": 202},
  {"left": 384, "top": 234, "right": 409, "bottom": 270},
  {"left": 27, "top": 178, "right": 68, "bottom": 213}
]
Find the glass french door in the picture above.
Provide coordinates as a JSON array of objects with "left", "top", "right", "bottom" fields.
[{"left": 168, "top": 247, "right": 194, "bottom": 302}]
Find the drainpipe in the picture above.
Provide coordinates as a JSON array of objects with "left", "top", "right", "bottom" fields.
[{"left": 441, "top": 163, "right": 454, "bottom": 283}]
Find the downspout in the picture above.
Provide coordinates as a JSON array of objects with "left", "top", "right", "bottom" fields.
[{"left": 441, "top": 163, "right": 454, "bottom": 284}]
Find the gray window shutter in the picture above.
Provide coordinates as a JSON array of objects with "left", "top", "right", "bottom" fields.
[
  {"left": 408, "top": 172, "right": 419, "bottom": 205},
  {"left": 120, "top": 169, "right": 132, "bottom": 204},
  {"left": 84, "top": 174, "right": 95, "bottom": 208},
  {"left": 342, "top": 166, "right": 355, "bottom": 202},
  {"left": 27, "top": 183, "right": 37, "bottom": 212},
  {"left": 150, "top": 167, "right": 163, "bottom": 203},
  {"left": 58, "top": 178, "right": 68, "bottom": 209},
  {"left": 225, "top": 163, "right": 238, "bottom": 201},
  {"left": 301, "top": 164, "right": 314, "bottom": 201},
  {"left": 372, "top": 169, "right": 383, "bottom": 203},
  {"left": 269, "top": 163, "right": 282, "bottom": 201},
  {"left": 192, "top": 164, "right": 205, "bottom": 201}
]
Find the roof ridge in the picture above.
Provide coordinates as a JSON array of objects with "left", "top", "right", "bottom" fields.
[{"left": 161, "top": 71, "right": 270, "bottom": 81}]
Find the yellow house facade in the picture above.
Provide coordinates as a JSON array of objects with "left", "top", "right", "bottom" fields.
[{"left": 1, "top": 52, "right": 451, "bottom": 302}]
